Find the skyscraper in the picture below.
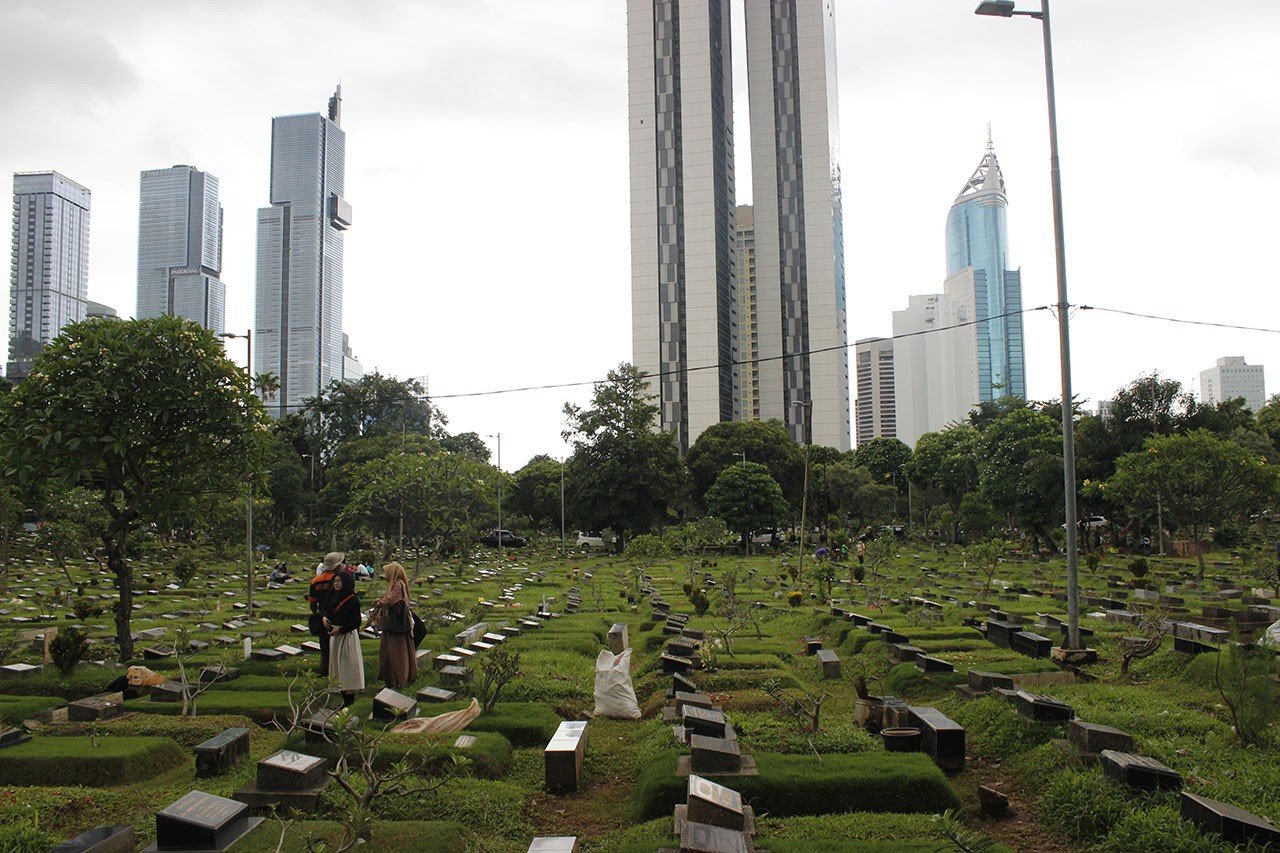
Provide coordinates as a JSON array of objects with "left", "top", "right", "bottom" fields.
[
  {"left": 628, "top": 0, "right": 739, "bottom": 454},
  {"left": 1200, "top": 356, "right": 1266, "bottom": 413},
  {"left": 854, "top": 337, "right": 896, "bottom": 445},
  {"left": 944, "top": 136, "right": 1025, "bottom": 403},
  {"left": 629, "top": 0, "right": 848, "bottom": 452},
  {"left": 736, "top": 204, "right": 760, "bottom": 421},
  {"left": 255, "top": 86, "right": 351, "bottom": 417},
  {"left": 136, "top": 165, "right": 225, "bottom": 332},
  {"left": 7, "top": 172, "right": 90, "bottom": 379},
  {"left": 746, "top": 0, "right": 849, "bottom": 450}
]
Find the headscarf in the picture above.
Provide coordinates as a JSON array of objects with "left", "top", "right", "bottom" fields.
[{"left": 328, "top": 569, "right": 357, "bottom": 615}]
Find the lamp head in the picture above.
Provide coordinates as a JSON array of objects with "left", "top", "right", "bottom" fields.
[{"left": 975, "top": 0, "right": 1016, "bottom": 16}]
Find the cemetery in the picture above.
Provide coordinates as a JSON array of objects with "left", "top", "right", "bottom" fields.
[{"left": 1, "top": 532, "right": 1279, "bottom": 852}]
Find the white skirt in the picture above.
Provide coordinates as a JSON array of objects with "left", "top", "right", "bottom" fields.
[{"left": 329, "top": 631, "right": 366, "bottom": 692}]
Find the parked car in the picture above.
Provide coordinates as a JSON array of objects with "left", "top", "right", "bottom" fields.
[
  {"left": 575, "top": 531, "right": 607, "bottom": 550},
  {"left": 751, "top": 528, "right": 784, "bottom": 547},
  {"left": 479, "top": 529, "right": 527, "bottom": 548},
  {"left": 1062, "top": 515, "right": 1108, "bottom": 530}
]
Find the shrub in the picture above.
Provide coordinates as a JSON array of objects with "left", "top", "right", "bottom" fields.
[
  {"left": 788, "top": 591, "right": 803, "bottom": 607},
  {"left": 72, "top": 598, "right": 97, "bottom": 621},
  {"left": 1212, "top": 522, "right": 1243, "bottom": 549},
  {"left": 49, "top": 627, "right": 88, "bottom": 675},
  {"left": 171, "top": 550, "right": 199, "bottom": 585},
  {"left": 0, "top": 736, "right": 186, "bottom": 786},
  {"left": 632, "top": 750, "right": 959, "bottom": 821},
  {"left": 1127, "top": 558, "right": 1149, "bottom": 580}
]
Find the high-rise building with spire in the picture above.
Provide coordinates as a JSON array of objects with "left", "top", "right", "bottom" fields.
[
  {"left": 254, "top": 86, "right": 352, "bottom": 417},
  {"left": 944, "top": 131, "right": 1025, "bottom": 403},
  {"left": 136, "top": 165, "right": 225, "bottom": 332},
  {"left": 8, "top": 171, "right": 90, "bottom": 379}
]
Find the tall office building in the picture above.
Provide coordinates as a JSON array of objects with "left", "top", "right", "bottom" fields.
[
  {"left": 746, "top": 0, "right": 849, "bottom": 450},
  {"left": 136, "top": 165, "right": 225, "bottom": 332},
  {"left": 944, "top": 135, "right": 1025, "bottom": 402},
  {"left": 7, "top": 172, "right": 90, "bottom": 379},
  {"left": 628, "top": 0, "right": 739, "bottom": 454},
  {"left": 255, "top": 86, "right": 352, "bottom": 418},
  {"left": 1200, "top": 356, "right": 1266, "bottom": 413},
  {"left": 892, "top": 293, "right": 974, "bottom": 446},
  {"left": 736, "top": 204, "right": 760, "bottom": 421},
  {"left": 854, "top": 337, "right": 896, "bottom": 445}
]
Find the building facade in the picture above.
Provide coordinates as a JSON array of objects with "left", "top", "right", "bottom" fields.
[
  {"left": 628, "top": 0, "right": 739, "bottom": 454},
  {"left": 944, "top": 138, "right": 1025, "bottom": 402},
  {"left": 8, "top": 172, "right": 91, "bottom": 379},
  {"left": 254, "top": 87, "right": 351, "bottom": 417},
  {"left": 745, "top": 0, "right": 849, "bottom": 449},
  {"left": 136, "top": 165, "right": 225, "bottom": 332},
  {"left": 854, "top": 337, "right": 895, "bottom": 445},
  {"left": 735, "top": 204, "right": 760, "bottom": 421},
  {"left": 1200, "top": 356, "right": 1266, "bottom": 413}
]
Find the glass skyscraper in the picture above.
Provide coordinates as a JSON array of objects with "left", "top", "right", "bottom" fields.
[
  {"left": 7, "top": 171, "right": 90, "bottom": 379},
  {"left": 136, "top": 165, "right": 225, "bottom": 333},
  {"left": 254, "top": 86, "right": 351, "bottom": 418},
  {"left": 944, "top": 138, "right": 1025, "bottom": 402}
]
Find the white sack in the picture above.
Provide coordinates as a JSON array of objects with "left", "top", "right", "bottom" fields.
[
  {"left": 593, "top": 648, "right": 641, "bottom": 719},
  {"left": 1261, "top": 620, "right": 1280, "bottom": 652}
]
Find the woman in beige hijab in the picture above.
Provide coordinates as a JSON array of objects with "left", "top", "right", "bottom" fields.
[{"left": 372, "top": 562, "right": 418, "bottom": 688}]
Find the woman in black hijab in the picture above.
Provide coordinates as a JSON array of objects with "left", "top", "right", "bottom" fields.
[{"left": 322, "top": 569, "right": 365, "bottom": 706}]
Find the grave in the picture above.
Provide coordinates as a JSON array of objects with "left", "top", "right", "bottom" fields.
[
  {"left": 148, "top": 681, "right": 185, "bottom": 703},
  {"left": 249, "top": 648, "right": 285, "bottom": 662},
  {"left": 984, "top": 619, "right": 1017, "bottom": 648},
  {"left": 915, "top": 655, "right": 954, "bottom": 673},
  {"left": 0, "top": 662, "right": 42, "bottom": 679},
  {"left": 1180, "top": 792, "right": 1280, "bottom": 847},
  {"left": 301, "top": 708, "right": 341, "bottom": 744},
  {"left": 803, "top": 637, "right": 822, "bottom": 655},
  {"left": 1068, "top": 720, "right": 1134, "bottom": 755},
  {"left": 68, "top": 692, "right": 125, "bottom": 722},
  {"left": 194, "top": 727, "right": 251, "bottom": 778},
  {"left": 1013, "top": 690, "right": 1074, "bottom": 723},
  {"left": 235, "top": 750, "right": 332, "bottom": 810},
  {"left": 48, "top": 823, "right": 136, "bottom": 853},
  {"left": 816, "top": 648, "right": 841, "bottom": 679},
  {"left": 371, "top": 687, "right": 418, "bottom": 722},
  {"left": 907, "top": 706, "right": 965, "bottom": 771},
  {"left": 417, "top": 686, "right": 458, "bottom": 703},
  {"left": 527, "top": 838, "right": 579, "bottom": 853},
  {"left": 0, "top": 727, "right": 33, "bottom": 749},
  {"left": 144, "top": 790, "right": 263, "bottom": 852},
  {"left": 662, "top": 653, "right": 694, "bottom": 675},
  {"left": 679, "top": 821, "right": 751, "bottom": 853},
  {"left": 889, "top": 643, "right": 924, "bottom": 664},
  {"left": 1099, "top": 750, "right": 1181, "bottom": 792},
  {"left": 682, "top": 774, "right": 751, "bottom": 832},
  {"left": 544, "top": 720, "right": 588, "bottom": 793},
  {"left": 670, "top": 672, "right": 698, "bottom": 698},
  {"left": 680, "top": 733, "right": 759, "bottom": 777},
  {"left": 439, "top": 665, "right": 470, "bottom": 683},
  {"left": 682, "top": 706, "right": 730, "bottom": 740},
  {"left": 1010, "top": 630, "right": 1053, "bottom": 658}
]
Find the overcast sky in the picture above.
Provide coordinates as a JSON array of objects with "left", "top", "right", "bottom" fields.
[{"left": 3, "top": 0, "right": 1278, "bottom": 469}]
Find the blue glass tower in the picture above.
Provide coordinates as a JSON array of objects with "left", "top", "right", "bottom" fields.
[{"left": 944, "top": 137, "right": 1025, "bottom": 402}]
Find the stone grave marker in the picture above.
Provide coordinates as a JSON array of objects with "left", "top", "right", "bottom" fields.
[
  {"left": 908, "top": 705, "right": 965, "bottom": 771},
  {"left": 915, "top": 655, "right": 954, "bottom": 673},
  {"left": 1068, "top": 720, "right": 1134, "bottom": 755},
  {"left": 803, "top": 637, "right": 822, "bottom": 655},
  {"left": 0, "top": 727, "right": 33, "bottom": 749},
  {"left": 439, "top": 665, "right": 470, "bottom": 683},
  {"left": 68, "top": 692, "right": 125, "bottom": 722},
  {"left": 544, "top": 720, "right": 588, "bottom": 792},
  {"left": 149, "top": 681, "right": 185, "bottom": 703},
  {"left": 1013, "top": 690, "right": 1073, "bottom": 723},
  {"left": 608, "top": 622, "right": 629, "bottom": 654},
  {"left": 685, "top": 774, "right": 746, "bottom": 831},
  {"left": 682, "top": 706, "right": 729, "bottom": 740},
  {"left": 371, "top": 687, "right": 418, "bottom": 722},
  {"left": 889, "top": 643, "right": 924, "bottom": 664},
  {"left": 816, "top": 648, "right": 841, "bottom": 679},
  {"left": 235, "top": 750, "right": 331, "bottom": 810},
  {"left": 48, "top": 823, "right": 136, "bottom": 853},
  {"left": 1010, "top": 630, "right": 1053, "bottom": 658},
  {"left": 194, "top": 727, "right": 251, "bottom": 778},
  {"left": 527, "top": 837, "right": 579, "bottom": 853},
  {"left": 1099, "top": 750, "right": 1181, "bottom": 791},
  {"left": 688, "top": 734, "right": 743, "bottom": 774},
  {"left": 144, "top": 790, "right": 262, "bottom": 852},
  {"left": 417, "top": 686, "right": 458, "bottom": 703},
  {"left": 1180, "top": 792, "right": 1280, "bottom": 847},
  {"left": 679, "top": 821, "right": 749, "bottom": 853},
  {"left": 661, "top": 653, "right": 694, "bottom": 675}
]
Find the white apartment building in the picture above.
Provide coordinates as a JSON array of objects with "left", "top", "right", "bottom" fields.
[
  {"left": 854, "top": 337, "right": 896, "bottom": 445},
  {"left": 1200, "top": 356, "right": 1266, "bottom": 413}
]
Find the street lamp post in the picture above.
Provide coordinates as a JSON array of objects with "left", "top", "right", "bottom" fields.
[
  {"left": 560, "top": 457, "right": 566, "bottom": 559},
  {"left": 222, "top": 329, "right": 255, "bottom": 616},
  {"left": 487, "top": 433, "right": 503, "bottom": 559},
  {"left": 792, "top": 401, "right": 814, "bottom": 594},
  {"left": 975, "top": 0, "right": 1082, "bottom": 651}
]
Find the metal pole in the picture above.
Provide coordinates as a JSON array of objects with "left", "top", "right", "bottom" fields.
[
  {"left": 560, "top": 458, "right": 566, "bottom": 559},
  {"left": 496, "top": 433, "right": 503, "bottom": 560},
  {"left": 1039, "top": 0, "right": 1081, "bottom": 651},
  {"left": 794, "top": 402, "right": 813, "bottom": 593},
  {"left": 243, "top": 329, "right": 254, "bottom": 616}
]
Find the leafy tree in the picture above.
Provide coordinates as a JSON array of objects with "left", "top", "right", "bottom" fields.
[
  {"left": 685, "top": 419, "right": 804, "bottom": 507},
  {"left": 853, "top": 437, "right": 912, "bottom": 488},
  {"left": 439, "top": 431, "right": 491, "bottom": 463},
  {"left": 562, "top": 364, "right": 684, "bottom": 551},
  {"left": 704, "top": 462, "right": 787, "bottom": 552},
  {"left": 0, "top": 485, "right": 23, "bottom": 577},
  {"left": 316, "top": 433, "right": 441, "bottom": 529},
  {"left": 977, "top": 408, "right": 1063, "bottom": 552},
  {"left": 0, "top": 316, "right": 266, "bottom": 662},
  {"left": 957, "top": 492, "right": 1000, "bottom": 543},
  {"left": 511, "top": 455, "right": 564, "bottom": 532},
  {"left": 666, "top": 516, "right": 728, "bottom": 583},
  {"left": 825, "top": 462, "right": 894, "bottom": 531},
  {"left": 1256, "top": 394, "right": 1280, "bottom": 450},
  {"left": 965, "top": 539, "right": 1008, "bottom": 595},
  {"left": 265, "top": 431, "right": 308, "bottom": 538},
  {"left": 1107, "top": 430, "right": 1277, "bottom": 577},
  {"left": 303, "top": 372, "right": 444, "bottom": 457},
  {"left": 906, "top": 425, "right": 980, "bottom": 541}
]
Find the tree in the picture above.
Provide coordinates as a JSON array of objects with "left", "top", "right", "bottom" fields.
[
  {"left": 439, "top": 431, "right": 491, "bottom": 463},
  {"left": 1107, "top": 430, "right": 1277, "bottom": 577},
  {"left": 905, "top": 425, "right": 980, "bottom": 541},
  {"left": 853, "top": 437, "right": 912, "bottom": 489},
  {"left": 685, "top": 419, "right": 804, "bottom": 507},
  {"left": 977, "top": 409, "right": 1063, "bottom": 551},
  {"left": 511, "top": 455, "right": 564, "bottom": 532},
  {"left": 0, "top": 316, "right": 266, "bottom": 662},
  {"left": 303, "top": 372, "right": 444, "bottom": 457},
  {"left": 264, "top": 431, "right": 308, "bottom": 538},
  {"left": 965, "top": 539, "right": 1008, "bottom": 595},
  {"left": 562, "top": 364, "right": 684, "bottom": 551},
  {"left": 0, "top": 485, "right": 24, "bottom": 577},
  {"left": 704, "top": 462, "right": 787, "bottom": 552},
  {"left": 825, "top": 462, "right": 895, "bottom": 531}
]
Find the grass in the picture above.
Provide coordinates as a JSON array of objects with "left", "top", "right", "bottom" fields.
[
  {"left": 0, "top": 694, "right": 64, "bottom": 724},
  {"left": 0, "top": 736, "right": 186, "bottom": 786},
  {"left": 235, "top": 820, "right": 469, "bottom": 852}
]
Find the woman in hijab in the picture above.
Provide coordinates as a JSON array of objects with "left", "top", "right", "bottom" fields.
[
  {"left": 372, "top": 562, "right": 419, "bottom": 688},
  {"left": 322, "top": 569, "right": 365, "bottom": 706}
]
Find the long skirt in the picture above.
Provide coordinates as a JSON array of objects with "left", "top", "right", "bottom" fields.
[
  {"left": 378, "top": 631, "right": 419, "bottom": 688},
  {"left": 329, "top": 631, "right": 365, "bottom": 692}
]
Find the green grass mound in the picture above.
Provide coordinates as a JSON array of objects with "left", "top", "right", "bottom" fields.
[
  {"left": 56, "top": 713, "right": 263, "bottom": 747},
  {"left": 0, "top": 736, "right": 186, "bottom": 786},
  {"left": 884, "top": 662, "right": 965, "bottom": 699},
  {"left": 124, "top": 690, "right": 292, "bottom": 724},
  {"left": 288, "top": 730, "right": 513, "bottom": 779},
  {"left": 234, "top": 820, "right": 468, "bottom": 852},
  {"left": 421, "top": 701, "right": 562, "bottom": 747},
  {"left": 632, "top": 750, "right": 959, "bottom": 821},
  {"left": 0, "top": 694, "right": 64, "bottom": 724}
]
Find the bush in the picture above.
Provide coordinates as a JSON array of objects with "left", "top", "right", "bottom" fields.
[
  {"left": 72, "top": 598, "right": 97, "bottom": 621},
  {"left": 1127, "top": 558, "right": 1149, "bottom": 580},
  {"left": 788, "top": 591, "right": 803, "bottom": 607},
  {"left": 632, "top": 750, "right": 959, "bottom": 821},
  {"left": 1212, "top": 522, "right": 1243, "bottom": 549},
  {"left": 49, "top": 627, "right": 88, "bottom": 675},
  {"left": 0, "top": 736, "right": 186, "bottom": 786},
  {"left": 171, "top": 550, "right": 199, "bottom": 585}
]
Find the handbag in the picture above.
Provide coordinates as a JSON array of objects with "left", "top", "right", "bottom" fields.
[
  {"left": 385, "top": 600, "right": 412, "bottom": 635},
  {"left": 411, "top": 611, "right": 427, "bottom": 648}
]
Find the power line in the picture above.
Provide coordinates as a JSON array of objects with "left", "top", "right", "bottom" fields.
[{"left": 1079, "top": 305, "right": 1280, "bottom": 336}]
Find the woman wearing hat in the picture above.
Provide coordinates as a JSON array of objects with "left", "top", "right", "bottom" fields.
[
  {"left": 372, "top": 562, "right": 419, "bottom": 688},
  {"left": 322, "top": 568, "right": 366, "bottom": 706},
  {"left": 308, "top": 551, "right": 345, "bottom": 676}
]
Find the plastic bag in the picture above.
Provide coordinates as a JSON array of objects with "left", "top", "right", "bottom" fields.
[
  {"left": 1261, "top": 620, "right": 1280, "bottom": 652},
  {"left": 593, "top": 649, "right": 641, "bottom": 719}
]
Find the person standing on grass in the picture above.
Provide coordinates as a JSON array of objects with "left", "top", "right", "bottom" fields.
[
  {"left": 323, "top": 569, "right": 365, "bottom": 707},
  {"left": 372, "top": 561, "right": 419, "bottom": 689},
  {"left": 308, "top": 551, "right": 344, "bottom": 677}
]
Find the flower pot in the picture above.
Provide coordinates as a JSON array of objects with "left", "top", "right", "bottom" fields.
[
  {"left": 881, "top": 727, "right": 922, "bottom": 753},
  {"left": 854, "top": 696, "right": 884, "bottom": 730}
]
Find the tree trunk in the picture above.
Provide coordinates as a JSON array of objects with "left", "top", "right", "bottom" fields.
[{"left": 109, "top": 533, "right": 134, "bottom": 663}]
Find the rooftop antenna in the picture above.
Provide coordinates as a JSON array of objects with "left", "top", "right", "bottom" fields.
[{"left": 986, "top": 121, "right": 994, "bottom": 152}]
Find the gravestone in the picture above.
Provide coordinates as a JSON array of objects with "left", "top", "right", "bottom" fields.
[
  {"left": 302, "top": 708, "right": 341, "bottom": 744},
  {"left": 670, "top": 672, "right": 698, "bottom": 698},
  {"left": 682, "top": 706, "right": 729, "bottom": 740},
  {"left": 1099, "top": 750, "right": 1181, "bottom": 791},
  {"left": 68, "top": 692, "right": 124, "bottom": 722},
  {"left": 662, "top": 653, "right": 694, "bottom": 675},
  {"left": 200, "top": 665, "right": 240, "bottom": 684},
  {"left": 527, "top": 838, "right": 579, "bottom": 853},
  {"left": 803, "top": 637, "right": 822, "bottom": 655},
  {"left": 194, "top": 727, "right": 251, "bottom": 778},
  {"left": 608, "top": 623, "right": 629, "bottom": 654},
  {"left": 544, "top": 720, "right": 588, "bottom": 792},
  {"left": 689, "top": 734, "right": 743, "bottom": 774},
  {"left": 439, "top": 665, "right": 470, "bottom": 683},
  {"left": 249, "top": 648, "right": 285, "bottom": 662},
  {"left": 148, "top": 681, "right": 185, "bottom": 703},
  {"left": 48, "top": 823, "right": 136, "bottom": 853},
  {"left": 1068, "top": 720, "right": 1134, "bottom": 755},
  {"left": 1180, "top": 792, "right": 1280, "bottom": 847},
  {"left": 915, "top": 655, "right": 954, "bottom": 673},
  {"left": 434, "top": 653, "right": 463, "bottom": 669},
  {"left": 1010, "top": 631, "right": 1053, "bottom": 658},
  {"left": 417, "top": 686, "right": 458, "bottom": 703},
  {"left": 890, "top": 643, "right": 924, "bottom": 664},
  {"left": 908, "top": 705, "right": 965, "bottom": 771},
  {"left": 680, "top": 821, "right": 749, "bottom": 853},
  {"left": 685, "top": 774, "right": 746, "bottom": 831},
  {"left": 0, "top": 727, "right": 33, "bottom": 749},
  {"left": 145, "top": 790, "right": 262, "bottom": 852},
  {"left": 816, "top": 649, "right": 841, "bottom": 679},
  {"left": 984, "top": 620, "right": 1016, "bottom": 648},
  {"left": 0, "top": 662, "right": 42, "bottom": 679},
  {"left": 371, "top": 687, "right": 418, "bottom": 722},
  {"left": 1013, "top": 690, "right": 1074, "bottom": 723},
  {"left": 235, "top": 750, "right": 332, "bottom": 810}
]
